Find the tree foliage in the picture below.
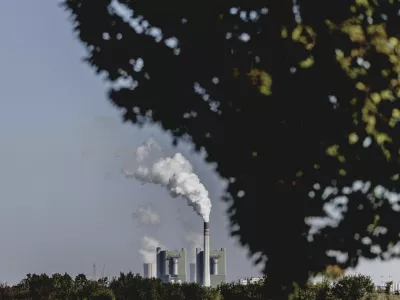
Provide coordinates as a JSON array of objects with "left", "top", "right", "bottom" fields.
[
  {"left": 0, "top": 273, "right": 386, "bottom": 300},
  {"left": 385, "top": 281, "right": 394, "bottom": 295},
  {"left": 62, "top": 0, "right": 400, "bottom": 298},
  {"left": 331, "top": 274, "right": 375, "bottom": 300},
  {"left": 298, "top": 281, "right": 335, "bottom": 300},
  {"left": 0, "top": 272, "right": 249, "bottom": 300},
  {"left": 297, "top": 275, "right": 375, "bottom": 300}
]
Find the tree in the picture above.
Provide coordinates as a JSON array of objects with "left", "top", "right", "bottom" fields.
[
  {"left": 50, "top": 273, "right": 74, "bottom": 299},
  {"left": 0, "top": 272, "right": 384, "bottom": 300},
  {"left": 84, "top": 281, "right": 115, "bottom": 300},
  {"left": 108, "top": 272, "right": 162, "bottom": 300},
  {"left": 313, "top": 281, "right": 335, "bottom": 300},
  {"left": 218, "top": 281, "right": 264, "bottom": 300},
  {"left": 0, "top": 283, "right": 13, "bottom": 300},
  {"left": 62, "top": 0, "right": 400, "bottom": 298},
  {"left": 180, "top": 283, "right": 221, "bottom": 300},
  {"left": 297, "top": 280, "right": 337, "bottom": 300},
  {"left": 331, "top": 274, "right": 374, "bottom": 300},
  {"left": 385, "top": 281, "right": 393, "bottom": 295},
  {"left": 22, "top": 273, "right": 53, "bottom": 300}
]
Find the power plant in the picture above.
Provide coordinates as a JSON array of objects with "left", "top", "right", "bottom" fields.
[
  {"left": 143, "top": 263, "right": 156, "bottom": 278},
  {"left": 196, "top": 247, "right": 226, "bottom": 287},
  {"left": 133, "top": 139, "right": 218, "bottom": 285},
  {"left": 189, "top": 263, "right": 196, "bottom": 283},
  {"left": 142, "top": 222, "right": 227, "bottom": 287},
  {"left": 156, "top": 247, "right": 187, "bottom": 283}
]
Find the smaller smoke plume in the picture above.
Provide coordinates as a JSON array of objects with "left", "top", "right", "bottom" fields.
[
  {"left": 139, "top": 236, "right": 165, "bottom": 263},
  {"left": 184, "top": 231, "right": 203, "bottom": 255},
  {"left": 136, "top": 138, "right": 163, "bottom": 163},
  {"left": 125, "top": 138, "right": 212, "bottom": 222},
  {"left": 132, "top": 204, "right": 161, "bottom": 227}
]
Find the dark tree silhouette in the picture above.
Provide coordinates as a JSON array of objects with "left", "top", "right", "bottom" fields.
[{"left": 62, "top": 0, "right": 400, "bottom": 298}]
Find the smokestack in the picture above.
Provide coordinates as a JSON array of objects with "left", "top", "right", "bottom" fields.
[{"left": 203, "top": 222, "right": 210, "bottom": 287}]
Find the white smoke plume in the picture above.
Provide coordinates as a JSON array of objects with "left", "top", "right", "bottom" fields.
[
  {"left": 135, "top": 138, "right": 163, "bottom": 163},
  {"left": 184, "top": 231, "right": 203, "bottom": 258},
  {"left": 132, "top": 204, "right": 161, "bottom": 227},
  {"left": 139, "top": 236, "right": 165, "bottom": 263},
  {"left": 124, "top": 138, "right": 212, "bottom": 222},
  {"left": 185, "top": 231, "right": 203, "bottom": 248}
]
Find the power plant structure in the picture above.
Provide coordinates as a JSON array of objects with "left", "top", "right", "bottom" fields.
[
  {"left": 143, "top": 222, "right": 227, "bottom": 287},
  {"left": 189, "top": 263, "right": 196, "bottom": 283},
  {"left": 203, "top": 222, "right": 211, "bottom": 287},
  {"left": 143, "top": 263, "right": 156, "bottom": 278},
  {"left": 156, "top": 247, "right": 187, "bottom": 283},
  {"left": 195, "top": 247, "right": 227, "bottom": 287}
]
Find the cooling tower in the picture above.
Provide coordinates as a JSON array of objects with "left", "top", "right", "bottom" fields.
[
  {"left": 210, "top": 257, "right": 218, "bottom": 275},
  {"left": 143, "top": 263, "right": 154, "bottom": 278},
  {"left": 196, "top": 247, "right": 203, "bottom": 285},
  {"left": 169, "top": 257, "right": 179, "bottom": 275},
  {"left": 203, "top": 222, "right": 211, "bottom": 287},
  {"left": 189, "top": 263, "right": 196, "bottom": 283}
]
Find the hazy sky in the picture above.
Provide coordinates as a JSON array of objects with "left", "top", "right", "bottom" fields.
[{"left": 0, "top": 0, "right": 396, "bottom": 286}]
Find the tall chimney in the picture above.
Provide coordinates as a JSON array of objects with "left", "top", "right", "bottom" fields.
[{"left": 203, "top": 222, "right": 211, "bottom": 287}]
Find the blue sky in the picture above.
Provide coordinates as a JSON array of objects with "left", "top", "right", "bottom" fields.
[{"left": 0, "top": 0, "right": 395, "bottom": 286}]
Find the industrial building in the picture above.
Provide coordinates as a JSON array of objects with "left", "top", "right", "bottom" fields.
[
  {"left": 141, "top": 222, "right": 226, "bottom": 287},
  {"left": 156, "top": 247, "right": 187, "bottom": 283},
  {"left": 142, "top": 246, "right": 227, "bottom": 287},
  {"left": 143, "top": 263, "right": 156, "bottom": 278},
  {"left": 195, "top": 247, "right": 227, "bottom": 287},
  {"left": 237, "top": 277, "right": 263, "bottom": 285},
  {"left": 189, "top": 263, "right": 196, "bottom": 283}
]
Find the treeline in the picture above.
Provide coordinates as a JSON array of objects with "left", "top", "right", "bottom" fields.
[
  {"left": 0, "top": 273, "right": 394, "bottom": 300},
  {"left": 0, "top": 272, "right": 255, "bottom": 300}
]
